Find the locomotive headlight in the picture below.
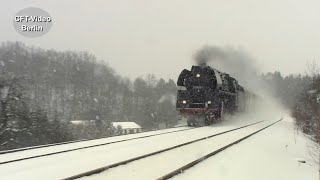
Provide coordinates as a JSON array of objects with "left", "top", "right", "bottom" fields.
[
  {"left": 182, "top": 100, "right": 187, "bottom": 104},
  {"left": 196, "top": 74, "right": 200, "bottom": 78},
  {"left": 207, "top": 101, "right": 212, "bottom": 104}
]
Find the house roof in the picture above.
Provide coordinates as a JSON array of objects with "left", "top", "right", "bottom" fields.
[
  {"left": 70, "top": 120, "right": 96, "bottom": 125},
  {"left": 112, "top": 122, "right": 141, "bottom": 129}
]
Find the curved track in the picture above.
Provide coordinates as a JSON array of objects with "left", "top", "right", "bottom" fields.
[
  {"left": 62, "top": 120, "right": 265, "bottom": 180},
  {"left": 157, "top": 118, "right": 282, "bottom": 180}
]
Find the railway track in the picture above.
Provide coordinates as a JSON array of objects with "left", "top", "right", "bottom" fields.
[
  {"left": 62, "top": 120, "right": 265, "bottom": 180},
  {"left": 0, "top": 125, "right": 188, "bottom": 155},
  {"left": 157, "top": 118, "right": 283, "bottom": 180},
  {"left": 0, "top": 125, "right": 196, "bottom": 165}
]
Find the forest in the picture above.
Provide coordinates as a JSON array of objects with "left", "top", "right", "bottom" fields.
[
  {"left": 0, "top": 41, "right": 319, "bottom": 151},
  {"left": 0, "top": 42, "right": 177, "bottom": 150}
]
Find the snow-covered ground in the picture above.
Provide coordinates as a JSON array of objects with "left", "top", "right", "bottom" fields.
[
  {"left": 82, "top": 120, "right": 269, "bottom": 180},
  {"left": 0, "top": 126, "right": 191, "bottom": 163},
  {"left": 0, "top": 119, "right": 262, "bottom": 180},
  {"left": 173, "top": 117, "right": 318, "bottom": 180},
  {"left": 0, "top": 115, "right": 316, "bottom": 180}
]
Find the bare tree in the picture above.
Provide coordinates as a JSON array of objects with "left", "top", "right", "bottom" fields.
[{"left": 306, "top": 61, "right": 320, "bottom": 177}]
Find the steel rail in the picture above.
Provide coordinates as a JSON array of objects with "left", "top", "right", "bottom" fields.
[
  {"left": 157, "top": 118, "right": 283, "bottom": 180},
  {"left": 62, "top": 120, "right": 264, "bottom": 180},
  {"left": 0, "top": 126, "right": 195, "bottom": 165},
  {"left": 0, "top": 125, "right": 189, "bottom": 155}
]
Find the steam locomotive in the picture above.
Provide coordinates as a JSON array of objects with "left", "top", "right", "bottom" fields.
[{"left": 176, "top": 64, "right": 251, "bottom": 126}]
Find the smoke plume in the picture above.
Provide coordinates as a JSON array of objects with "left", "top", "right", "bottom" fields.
[
  {"left": 193, "top": 45, "right": 259, "bottom": 90},
  {"left": 193, "top": 45, "right": 289, "bottom": 119}
]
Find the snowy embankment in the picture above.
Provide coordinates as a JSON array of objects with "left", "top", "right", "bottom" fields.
[{"left": 173, "top": 117, "right": 318, "bottom": 180}]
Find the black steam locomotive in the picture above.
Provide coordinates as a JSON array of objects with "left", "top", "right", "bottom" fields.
[{"left": 176, "top": 64, "right": 250, "bottom": 126}]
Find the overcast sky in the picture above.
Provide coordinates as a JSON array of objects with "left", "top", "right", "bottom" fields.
[{"left": 1, "top": 0, "right": 320, "bottom": 80}]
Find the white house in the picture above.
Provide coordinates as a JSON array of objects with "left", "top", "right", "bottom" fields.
[{"left": 112, "top": 122, "right": 142, "bottom": 135}]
